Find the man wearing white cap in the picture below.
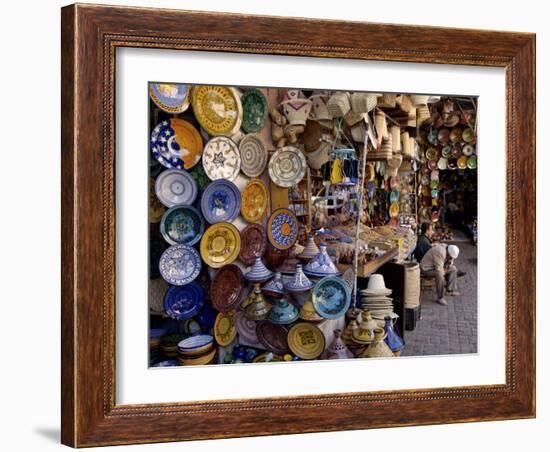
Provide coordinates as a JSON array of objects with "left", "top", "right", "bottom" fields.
[{"left": 420, "top": 244, "right": 460, "bottom": 305}]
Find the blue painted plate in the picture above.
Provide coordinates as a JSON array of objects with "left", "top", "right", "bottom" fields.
[
  {"left": 160, "top": 205, "right": 205, "bottom": 246},
  {"left": 177, "top": 334, "right": 214, "bottom": 351},
  {"left": 149, "top": 83, "right": 190, "bottom": 114},
  {"left": 159, "top": 244, "right": 202, "bottom": 286},
  {"left": 312, "top": 276, "right": 351, "bottom": 320},
  {"left": 389, "top": 190, "right": 400, "bottom": 203},
  {"left": 163, "top": 282, "right": 204, "bottom": 320},
  {"left": 200, "top": 179, "right": 241, "bottom": 224}
]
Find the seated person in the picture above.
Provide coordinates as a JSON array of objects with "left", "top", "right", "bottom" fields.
[
  {"left": 420, "top": 244, "right": 460, "bottom": 306},
  {"left": 414, "top": 222, "right": 433, "bottom": 262}
]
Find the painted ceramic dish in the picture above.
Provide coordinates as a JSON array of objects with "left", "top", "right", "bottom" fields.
[
  {"left": 268, "top": 146, "right": 307, "bottom": 188},
  {"left": 200, "top": 222, "right": 241, "bottom": 268},
  {"left": 447, "top": 157, "right": 458, "bottom": 170},
  {"left": 191, "top": 86, "right": 242, "bottom": 136},
  {"left": 200, "top": 179, "right": 241, "bottom": 224},
  {"left": 241, "top": 178, "right": 269, "bottom": 223},
  {"left": 462, "top": 127, "right": 475, "bottom": 143},
  {"left": 437, "top": 128, "right": 450, "bottom": 144},
  {"left": 452, "top": 146, "right": 462, "bottom": 158},
  {"left": 202, "top": 136, "right": 241, "bottom": 181},
  {"left": 441, "top": 145, "right": 453, "bottom": 158},
  {"left": 239, "top": 133, "right": 268, "bottom": 177},
  {"left": 149, "top": 178, "right": 165, "bottom": 223},
  {"left": 234, "top": 311, "right": 261, "bottom": 346},
  {"left": 389, "top": 190, "right": 400, "bottom": 203},
  {"left": 149, "top": 83, "right": 190, "bottom": 114},
  {"left": 457, "top": 155, "right": 468, "bottom": 169},
  {"left": 210, "top": 264, "right": 244, "bottom": 313},
  {"left": 425, "top": 147, "right": 438, "bottom": 160},
  {"left": 163, "top": 282, "right": 204, "bottom": 320},
  {"left": 159, "top": 244, "right": 202, "bottom": 286},
  {"left": 437, "top": 157, "right": 448, "bottom": 170},
  {"left": 389, "top": 202, "right": 399, "bottom": 218},
  {"left": 462, "top": 144, "right": 475, "bottom": 156},
  {"left": 427, "top": 159, "right": 438, "bottom": 170},
  {"left": 429, "top": 179, "right": 439, "bottom": 189},
  {"left": 287, "top": 323, "right": 325, "bottom": 360},
  {"left": 241, "top": 88, "right": 268, "bottom": 133},
  {"left": 214, "top": 310, "right": 237, "bottom": 347},
  {"left": 239, "top": 224, "right": 267, "bottom": 266},
  {"left": 467, "top": 155, "right": 478, "bottom": 169},
  {"left": 312, "top": 276, "right": 351, "bottom": 320},
  {"left": 267, "top": 208, "right": 299, "bottom": 251},
  {"left": 256, "top": 321, "right": 289, "bottom": 354},
  {"left": 177, "top": 334, "right": 214, "bottom": 355},
  {"left": 160, "top": 205, "right": 205, "bottom": 246},
  {"left": 150, "top": 119, "right": 203, "bottom": 170},
  {"left": 155, "top": 169, "right": 198, "bottom": 207}
]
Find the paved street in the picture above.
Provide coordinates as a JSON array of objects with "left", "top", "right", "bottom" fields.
[{"left": 401, "top": 232, "right": 478, "bottom": 356}]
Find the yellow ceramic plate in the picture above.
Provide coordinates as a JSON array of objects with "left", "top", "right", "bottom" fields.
[
  {"left": 214, "top": 310, "right": 237, "bottom": 347},
  {"left": 252, "top": 352, "right": 284, "bottom": 363},
  {"left": 169, "top": 118, "right": 204, "bottom": 169},
  {"left": 457, "top": 155, "right": 468, "bottom": 169},
  {"left": 149, "top": 178, "right": 165, "bottom": 223},
  {"left": 287, "top": 323, "right": 325, "bottom": 360},
  {"left": 462, "top": 127, "right": 475, "bottom": 143},
  {"left": 179, "top": 348, "right": 216, "bottom": 366},
  {"left": 389, "top": 203, "right": 400, "bottom": 218},
  {"left": 241, "top": 178, "right": 269, "bottom": 223},
  {"left": 200, "top": 222, "right": 241, "bottom": 268},
  {"left": 191, "top": 86, "right": 242, "bottom": 136}
]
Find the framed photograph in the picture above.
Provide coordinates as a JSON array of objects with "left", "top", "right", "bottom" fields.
[{"left": 61, "top": 3, "right": 536, "bottom": 447}]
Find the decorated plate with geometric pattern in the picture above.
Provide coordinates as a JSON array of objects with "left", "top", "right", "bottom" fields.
[
  {"left": 202, "top": 137, "right": 241, "bottom": 181},
  {"left": 163, "top": 282, "right": 204, "bottom": 320},
  {"left": 268, "top": 146, "right": 306, "bottom": 188},
  {"left": 267, "top": 208, "right": 298, "bottom": 251},
  {"left": 159, "top": 244, "right": 202, "bottom": 286},
  {"left": 150, "top": 119, "right": 203, "bottom": 170},
  {"left": 191, "top": 86, "right": 242, "bottom": 136},
  {"left": 200, "top": 179, "right": 241, "bottom": 224},
  {"left": 239, "top": 133, "right": 267, "bottom": 177},
  {"left": 200, "top": 222, "right": 241, "bottom": 268},
  {"left": 312, "top": 276, "right": 351, "bottom": 320},
  {"left": 154, "top": 169, "right": 198, "bottom": 207},
  {"left": 241, "top": 88, "right": 268, "bottom": 133},
  {"left": 241, "top": 178, "right": 269, "bottom": 223},
  {"left": 149, "top": 83, "right": 191, "bottom": 114},
  {"left": 160, "top": 205, "right": 205, "bottom": 246}
]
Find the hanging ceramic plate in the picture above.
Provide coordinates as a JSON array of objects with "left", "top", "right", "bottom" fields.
[
  {"left": 287, "top": 323, "right": 325, "bottom": 360},
  {"left": 241, "top": 178, "right": 269, "bottom": 223},
  {"left": 462, "top": 127, "right": 475, "bottom": 143},
  {"left": 241, "top": 88, "right": 267, "bottom": 133},
  {"left": 438, "top": 128, "right": 450, "bottom": 144},
  {"left": 467, "top": 155, "right": 478, "bottom": 169},
  {"left": 389, "top": 190, "right": 400, "bottom": 203},
  {"left": 200, "top": 222, "right": 241, "bottom": 268},
  {"left": 239, "top": 134, "right": 268, "bottom": 177},
  {"left": 235, "top": 311, "right": 261, "bottom": 346},
  {"left": 452, "top": 146, "right": 462, "bottom": 158},
  {"left": 149, "top": 83, "right": 190, "bottom": 114},
  {"left": 450, "top": 127, "right": 462, "bottom": 143},
  {"left": 155, "top": 169, "right": 198, "bottom": 207},
  {"left": 214, "top": 310, "right": 237, "bottom": 347},
  {"left": 267, "top": 208, "right": 299, "bottom": 251},
  {"left": 163, "top": 282, "right": 204, "bottom": 320},
  {"left": 239, "top": 223, "right": 267, "bottom": 266},
  {"left": 463, "top": 144, "right": 475, "bottom": 156},
  {"left": 429, "top": 179, "right": 439, "bottom": 189},
  {"left": 428, "top": 159, "right": 438, "bottom": 170},
  {"left": 200, "top": 179, "right": 241, "bottom": 224},
  {"left": 447, "top": 157, "right": 458, "bottom": 170},
  {"left": 430, "top": 169, "right": 439, "bottom": 181},
  {"left": 256, "top": 321, "right": 290, "bottom": 354},
  {"left": 210, "top": 264, "right": 244, "bottom": 312},
  {"left": 441, "top": 145, "right": 453, "bottom": 158},
  {"left": 437, "top": 157, "right": 448, "bottom": 170},
  {"left": 202, "top": 136, "right": 241, "bottom": 181},
  {"left": 420, "top": 173, "right": 430, "bottom": 186},
  {"left": 312, "top": 276, "right": 351, "bottom": 320},
  {"left": 191, "top": 86, "right": 242, "bottom": 136},
  {"left": 457, "top": 155, "right": 468, "bottom": 169},
  {"left": 427, "top": 128, "right": 438, "bottom": 145},
  {"left": 431, "top": 188, "right": 439, "bottom": 198},
  {"left": 159, "top": 244, "right": 202, "bottom": 286},
  {"left": 268, "top": 146, "right": 306, "bottom": 188},
  {"left": 160, "top": 205, "right": 205, "bottom": 246},
  {"left": 389, "top": 176, "right": 400, "bottom": 189},
  {"left": 150, "top": 119, "right": 203, "bottom": 170},
  {"left": 389, "top": 202, "right": 400, "bottom": 217},
  {"left": 425, "top": 147, "right": 438, "bottom": 160},
  {"left": 149, "top": 178, "right": 165, "bottom": 223}
]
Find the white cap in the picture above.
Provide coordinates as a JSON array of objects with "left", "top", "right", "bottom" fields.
[{"left": 447, "top": 245, "right": 459, "bottom": 259}]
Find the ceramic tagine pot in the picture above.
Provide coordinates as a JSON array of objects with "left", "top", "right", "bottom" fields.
[
  {"left": 383, "top": 316, "right": 405, "bottom": 354},
  {"left": 303, "top": 244, "right": 341, "bottom": 277},
  {"left": 245, "top": 283, "right": 272, "bottom": 321},
  {"left": 325, "top": 329, "right": 354, "bottom": 360},
  {"left": 298, "top": 236, "right": 320, "bottom": 263},
  {"left": 245, "top": 256, "right": 273, "bottom": 283},
  {"left": 352, "top": 311, "right": 377, "bottom": 344},
  {"left": 284, "top": 264, "right": 314, "bottom": 292},
  {"left": 267, "top": 296, "right": 299, "bottom": 325},
  {"left": 362, "top": 327, "right": 395, "bottom": 358},
  {"left": 261, "top": 272, "right": 285, "bottom": 298}
]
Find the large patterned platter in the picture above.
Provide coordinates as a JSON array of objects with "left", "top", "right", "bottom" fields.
[
  {"left": 268, "top": 146, "right": 307, "bottom": 188},
  {"left": 239, "top": 133, "right": 267, "bottom": 177},
  {"left": 287, "top": 322, "right": 325, "bottom": 360},
  {"left": 149, "top": 83, "right": 190, "bottom": 114},
  {"left": 210, "top": 264, "right": 244, "bottom": 313},
  {"left": 159, "top": 244, "right": 202, "bottom": 286},
  {"left": 202, "top": 137, "right": 241, "bottom": 181},
  {"left": 241, "top": 178, "right": 269, "bottom": 223},
  {"left": 312, "top": 276, "right": 351, "bottom": 320},
  {"left": 163, "top": 282, "right": 204, "bottom": 320},
  {"left": 150, "top": 119, "right": 203, "bottom": 170},
  {"left": 191, "top": 86, "right": 242, "bottom": 137},
  {"left": 200, "top": 179, "right": 241, "bottom": 224},
  {"left": 238, "top": 224, "right": 267, "bottom": 266},
  {"left": 241, "top": 88, "right": 268, "bottom": 133},
  {"left": 155, "top": 169, "right": 198, "bottom": 207},
  {"left": 200, "top": 222, "right": 241, "bottom": 268},
  {"left": 267, "top": 208, "right": 298, "bottom": 251},
  {"left": 160, "top": 205, "right": 205, "bottom": 246}
]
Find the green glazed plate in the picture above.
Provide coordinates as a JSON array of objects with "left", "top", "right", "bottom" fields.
[{"left": 241, "top": 88, "right": 267, "bottom": 133}]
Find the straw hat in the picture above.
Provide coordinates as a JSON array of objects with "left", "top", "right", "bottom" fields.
[{"left": 361, "top": 274, "right": 392, "bottom": 296}]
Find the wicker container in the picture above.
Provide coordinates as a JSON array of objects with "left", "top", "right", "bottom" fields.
[
  {"left": 350, "top": 92, "right": 378, "bottom": 113},
  {"left": 389, "top": 125, "right": 402, "bottom": 152},
  {"left": 326, "top": 91, "right": 351, "bottom": 118},
  {"left": 403, "top": 262, "right": 421, "bottom": 308},
  {"left": 374, "top": 111, "right": 389, "bottom": 144},
  {"left": 377, "top": 93, "right": 397, "bottom": 108}
]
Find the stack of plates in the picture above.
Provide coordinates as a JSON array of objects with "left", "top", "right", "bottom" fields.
[
  {"left": 177, "top": 335, "right": 216, "bottom": 366},
  {"left": 359, "top": 287, "right": 396, "bottom": 322}
]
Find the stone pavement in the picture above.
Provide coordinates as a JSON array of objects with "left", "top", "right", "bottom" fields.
[{"left": 401, "top": 232, "right": 478, "bottom": 356}]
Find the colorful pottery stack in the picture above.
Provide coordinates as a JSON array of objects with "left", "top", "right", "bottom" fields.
[
  {"left": 177, "top": 335, "right": 216, "bottom": 366},
  {"left": 160, "top": 333, "right": 185, "bottom": 358}
]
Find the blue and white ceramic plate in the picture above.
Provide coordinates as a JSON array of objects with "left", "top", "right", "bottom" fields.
[
  {"left": 312, "top": 276, "right": 351, "bottom": 320},
  {"left": 160, "top": 205, "right": 205, "bottom": 246},
  {"left": 155, "top": 169, "right": 198, "bottom": 208},
  {"left": 177, "top": 334, "right": 214, "bottom": 352},
  {"left": 159, "top": 244, "right": 202, "bottom": 286},
  {"left": 200, "top": 179, "right": 241, "bottom": 224},
  {"left": 149, "top": 83, "right": 190, "bottom": 113},
  {"left": 163, "top": 282, "right": 204, "bottom": 320},
  {"left": 267, "top": 208, "right": 298, "bottom": 251}
]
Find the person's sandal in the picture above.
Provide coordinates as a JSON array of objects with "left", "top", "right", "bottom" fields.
[{"left": 436, "top": 298, "right": 448, "bottom": 306}]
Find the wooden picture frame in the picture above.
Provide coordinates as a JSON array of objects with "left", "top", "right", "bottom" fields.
[{"left": 61, "top": 3, "right": 536, "bottom": 447}]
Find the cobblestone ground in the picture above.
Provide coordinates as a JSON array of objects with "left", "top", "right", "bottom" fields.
[{"left": 401, "top": 232, "right": 478, "bottom": 356}]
